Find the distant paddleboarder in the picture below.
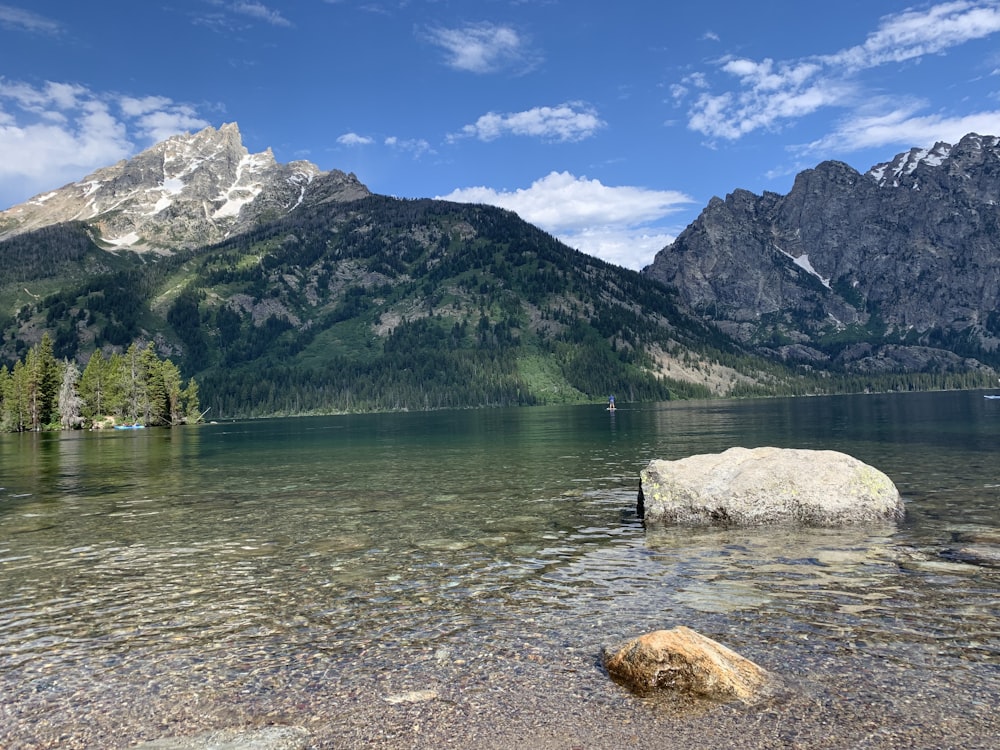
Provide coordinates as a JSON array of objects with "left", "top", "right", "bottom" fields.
[{"left": 608, "top": 394, "right": 616, "bottom": 411}]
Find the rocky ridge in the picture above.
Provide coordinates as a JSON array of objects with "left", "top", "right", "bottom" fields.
[
  {"left": 642, "top": 132, "right": 1000, "bottom": 372},
  {"left": 0, "top": 123, "right": 369, "bottom": 253}
]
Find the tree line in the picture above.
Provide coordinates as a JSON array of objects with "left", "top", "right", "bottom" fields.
[{"left": 0, "top": 333, "right": 202, "bottom": 432}]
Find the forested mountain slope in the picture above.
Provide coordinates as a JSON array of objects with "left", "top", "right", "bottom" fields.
[
  {"left": 2, "top": 193, "right": 807, "bottom": 416},
  {"left": 2, "top": 126, "right": 996, "bottom": 419}
]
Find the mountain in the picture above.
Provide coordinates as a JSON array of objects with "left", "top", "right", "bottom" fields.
[
  {"left": 642, "top": 133, "right": 1000, "bottom": 374},
  {"left": 0, "top": 124, "right": 801, "bottom": 416},
  {"left": 0, "top": 122, "right": 369, "bottom": 253},
  {"left": 1, "top": 125, "right": 994, "bottom": 419}
]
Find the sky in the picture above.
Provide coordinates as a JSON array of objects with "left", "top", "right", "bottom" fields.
[{"left": 2, "top": 1, "right": 1000, "bottom": 270}]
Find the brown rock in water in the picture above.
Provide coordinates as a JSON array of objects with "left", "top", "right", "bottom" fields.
[{"left": 603, "top": 626, "right": 771, "bottom": 703}]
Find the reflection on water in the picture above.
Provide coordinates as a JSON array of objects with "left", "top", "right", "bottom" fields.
[{"left": 1, "top": 392, "right": 999, "bottom": 748}]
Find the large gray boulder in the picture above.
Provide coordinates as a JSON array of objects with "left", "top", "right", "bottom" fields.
[{"left": 638, "top": 447, "right": 904, "bottom": 526}]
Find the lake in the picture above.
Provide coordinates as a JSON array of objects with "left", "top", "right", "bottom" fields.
[{"left": 1, "top": 391, "right": 999, "bottom": 749}]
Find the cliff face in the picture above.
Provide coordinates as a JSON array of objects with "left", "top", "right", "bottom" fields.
[
  {"left": 0, "top": 122, "right": 369, "bottom": 253},
  {"left": 643, "top": 133, "right": 1000, "bottom": 371}
]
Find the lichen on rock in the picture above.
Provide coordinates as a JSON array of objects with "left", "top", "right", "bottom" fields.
[
  {"left": 638, "top": 446, "right": 904, "bottom": 526},
  {"left": 603, "top": 626, "right": 772, "bottom": 704}
]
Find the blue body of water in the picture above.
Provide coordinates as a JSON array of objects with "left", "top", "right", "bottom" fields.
[{"left": 1, "top": 392, "right": 998, "bottom": 748}]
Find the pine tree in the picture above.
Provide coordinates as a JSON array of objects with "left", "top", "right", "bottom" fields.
[
  {"left": 183, "top": 378, "right": 203, "bottom": 424},
  {"left": 121, "top": 343, "right": 144, "bottom": 424},
  {"left": 2, "top": 360, "right": 30, "bottom": 431},
  {"left": 0, "top": 365, "right": 7, "bottom": 426},
  {"left": 160, "top": 359, "right": 184, "bottom": 425},
  {"left": 103, "top": 351, "right": 126, "bottom": 420},
  {"left": 79, "top": 349, "right": 108, "bottom": 421},
  {"left": 138, "top": 345, "right": 167, "bottom": 425},
  {"left": 24, "top": 333, "right": 60, "bottom": 430}
]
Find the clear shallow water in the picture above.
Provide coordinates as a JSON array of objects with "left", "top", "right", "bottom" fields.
[{"left": 1, "top": 392, "right": 999, "bottom": 749}]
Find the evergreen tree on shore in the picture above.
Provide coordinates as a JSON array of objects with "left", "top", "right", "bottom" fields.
[{"left": 0, "top": 340, "right": 201, "bottom": 432}]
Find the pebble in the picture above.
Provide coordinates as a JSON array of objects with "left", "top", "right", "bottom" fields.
[{"left": 384, "top": 689, "right": 440, "bottom": 704}]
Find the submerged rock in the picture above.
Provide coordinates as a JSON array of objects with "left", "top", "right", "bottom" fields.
[
  {"left": 383, "top": 689, "right": 439, "bottom": 704},
  {"left": 638, "top": 447, "right": 904, "bottom": 526},
  {"left": 131, "top": 726, "right": 310, "bottom": 750},
  {"left": 603, "top": 626, "right": 772, "bottom": 703},
  {"left": 951, "top": 528, "right": 1000, "bottom": 545},
  {"left": 941, "top": 544, "right": 1000, "bottom": 568}
]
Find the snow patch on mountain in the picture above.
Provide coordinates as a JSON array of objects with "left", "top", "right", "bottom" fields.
[
  {"left": 149, "top": 177, "right": 186, "bottom": 215},
  {"left": 213, "top": 153, "right": 268, "bottom": 219},
  {"left": 868, "top": 141, "right": 952, "bottom": 187},
  {"left": 867, "top": 134, "right": 1000, "bottom": 188},
  {"left": 106, "top": 231, "right": 142, "bottom": 246},
  {"left": 776, "top": 244, "right": 830, "bottom": 288},
  {"left": 29, "top": 191, "right": 59, "bottom": 205}
]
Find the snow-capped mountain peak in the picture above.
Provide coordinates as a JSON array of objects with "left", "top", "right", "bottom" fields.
[
  {"left": 867, "top": 133, "right": 1000, "bottom": 189},
  {"left": 867, "top": 141, "right": 953, "bottom": 187},
  {"left": 0, "top": 123, "right": 367, "bottom": 252}
]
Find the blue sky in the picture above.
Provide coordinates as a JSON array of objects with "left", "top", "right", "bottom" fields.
[{"left": 2, "top": 1, "right": 1000, "bottom": 269}]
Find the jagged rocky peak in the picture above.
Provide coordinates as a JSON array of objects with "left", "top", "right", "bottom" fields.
[
  {"left": 866, "top": 132, "right": 1000, "bottom": 188},
  {"left": 642, "top": 131, "right": 1000, "bottom": 373},
  {"left": 0, "top": 122, "right": 370, "bottom": 252}
]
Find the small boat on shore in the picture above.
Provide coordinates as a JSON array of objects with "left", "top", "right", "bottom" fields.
[{"left": 113, "top": 424, "right": 146, "bottom": 430}]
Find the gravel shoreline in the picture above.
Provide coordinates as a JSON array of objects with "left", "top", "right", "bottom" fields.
[{"left": 6, "top": 645, "right": 999, "bottom": 750}]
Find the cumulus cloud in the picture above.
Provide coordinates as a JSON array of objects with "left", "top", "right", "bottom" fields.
[
  {"left": 337, "top": 132, "right": 375, "bottom": 146},
  {"left": 0, "top": 79, "right": 209, "bottom": 208},
  {"left": 557, "top": 226, "right": 677, "bottom": 270},
  {"left": 683, "top": 1, "right": 1000, "bottom": 144},
  {"left": 424, "top": 22, "right": 535, "bottom": 73},
  {"left": 451, "top": 103, "right": 605, "bottom": 143},
  {"left": 438, "top": 171, "right": 692, "bottom": 269}
]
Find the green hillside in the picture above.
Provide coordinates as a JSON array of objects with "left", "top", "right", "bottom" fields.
[{"left": 2, "top": 195, "right": 990, "bottom": 419}]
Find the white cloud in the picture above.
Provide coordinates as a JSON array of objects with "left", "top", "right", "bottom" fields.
[
  {"left": 117, "top": 94, "right": 209, "bottom": 141},
  {"left": 424, "top": 23, "right": 534, "bottom": 73},
  {"left": 799, "top": 103, "right": 1000, "bottom": 154},
  {"left": 337, "top": 132, "right": 374, "bottom": 146},
  {"left": 0, "top": 4, "right": 61, "bottom": 34},
  {"left": 557, "top": 225, "right": 677, "bottom": 270},
  {"left": 0, "top": 80, "right": 209, "bottom": 208},
  {"left": 230, "top": 1, "right": 292, "bottom": 28},
  {"left": 684, "top": 1, "right": 1000, "bottom": 143},
  {"left": 194, "top": 1, "right": 292, "bottom": 32},
  {"left": 438, "top": 171, "right": 692, "bottom": 269},
  {"left": 829, "top": 0, "right": 1000, "bottom": 70},
  {"left": 452, "top": 103, "right": 605, "bottom": 143},
  {"left": 119, "top": 95, "right": 174, "bottom": 117},
  {"left": 385, "top": 136, "right": 433, "bottom": 157},
  {"left": 134, "top": 107, "right": 212, "bottom": 143}
]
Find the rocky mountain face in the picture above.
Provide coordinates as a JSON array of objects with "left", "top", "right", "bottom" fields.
[
  {"left": 643, "top": 133, "right": 1000, "bottom": 372},
  {"left": 1, "top": 124, "right": 997, "bottom": 417},
  {"left": 0, "top": 123, "right": 369, "bottom": 252},
  {"left": 0, "top": 124, "right": 759, "bottom": 413}
]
